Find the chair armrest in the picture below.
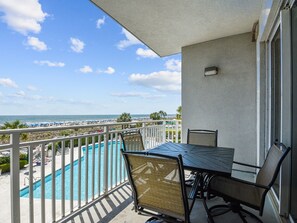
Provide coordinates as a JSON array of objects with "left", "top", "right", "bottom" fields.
[
  {"left": 233, "top": 161, "right": 261, "bottom": 169},
  {"left": 227, "top": 176, "right": 270, "bottom": 190},
  {"left": 187, "top": 175, "right": 200, "bottom": 200},
  {"left": 232, "top": 168, "right": 256, "bottom": 174}
]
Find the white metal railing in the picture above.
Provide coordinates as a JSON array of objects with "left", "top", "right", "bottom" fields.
[{"left": 0, "top": 119, "right": 181, "bottom": 223}]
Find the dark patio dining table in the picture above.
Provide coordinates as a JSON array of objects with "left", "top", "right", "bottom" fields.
[{"left": 149, "top": 142, "right": 235, "bottom": 177}]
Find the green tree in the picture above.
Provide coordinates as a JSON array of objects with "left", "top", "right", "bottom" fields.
[
  {"left": 176, "top": 106, "right": 182, "bottom": 119},
  {"left": 158, "top": 110, "right": 167, "bottom": 119},
  {"left": 150, "top": 112, "right": 161, "bottom": 120},
  {"left": 117, "top": 112, "right": 132, "bottom": 122},
  {"left": 117, "top": 113, "right": 132, "bottom": 129},
  {"left": 1, "top": 120, "right": 28, "bottom": 142}
]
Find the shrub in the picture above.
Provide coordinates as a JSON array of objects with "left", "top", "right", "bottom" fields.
[
  {"left": 0, "top": 160, "right": 28, "bottom": 173},
  {"left": 0, "top": 154, "right": 28, "bottom": 165},
  {"left": 0, "top": 156, "right": 10, "bottom": 165},
  {"left": 19, "top": 154, "right": 28, "bottom": 160},
  {"left": 0, "top": 163, "right": 10, "bottom": 173},
  {"left": 19, "top": 160, "right": 28, "bottom": 169}
]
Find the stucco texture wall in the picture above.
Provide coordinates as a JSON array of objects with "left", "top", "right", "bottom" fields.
[{"left": 182, "top": 32, "right": 257, "bottom": 164}]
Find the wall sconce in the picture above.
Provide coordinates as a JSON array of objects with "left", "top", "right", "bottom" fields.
[{"left": 204, "top": 66, "right": 218, "bottom": 76}]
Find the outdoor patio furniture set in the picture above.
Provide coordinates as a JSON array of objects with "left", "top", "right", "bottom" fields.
[{"left": 119, "top": 129, "right": 291, "bottom": 223}]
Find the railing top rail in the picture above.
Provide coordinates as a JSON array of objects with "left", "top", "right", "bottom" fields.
[{"left": 0, "top": 119, "right": 176, "bottom": 134}]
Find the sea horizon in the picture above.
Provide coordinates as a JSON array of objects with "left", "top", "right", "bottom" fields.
[
  {"left": 0, "top": 114, "right": 175, "bottom": 125},
  {"left": 0, "top": 114, "right": 150, "bottom": 125}
]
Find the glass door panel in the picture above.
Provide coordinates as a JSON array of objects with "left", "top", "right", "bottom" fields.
[{"left": 270, "top": 28, "right": 281, "bottom": 197}]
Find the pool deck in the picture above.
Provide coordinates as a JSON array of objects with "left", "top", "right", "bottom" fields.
[{"left": 0, "top": 146, "right": 81, "bottom": 223}]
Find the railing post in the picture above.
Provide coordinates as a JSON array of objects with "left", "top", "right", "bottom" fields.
[
  {"left": 10, "top": 132, "right": 20, "bottom": 223},
  {"left": 103, "top": 126, "right": 109, "bottom": 194},
  {"left": 162, "top": 121, "right": 166, "bottom": 143},
  {"left": 175, "top": 120, "right": 179, "bottom": 143},
  {"left": 142, "top": 122, "right": 146, "bottom": 149}
]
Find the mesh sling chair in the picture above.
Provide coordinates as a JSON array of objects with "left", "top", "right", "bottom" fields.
[
  {"left": 204, "top": 142, "right": 291, "bottom": 223},
  {"left": 187, "top": 129, "right": 218, "bottom": 147},
  {"left": 120, "top": 130, "right": 145, "bottom": 151},
  {"left": 186, "top": 129, "right": 218, "bottom": 197},
  {"left": 121, "top": 150, "right": 200, "bottom": 223}
]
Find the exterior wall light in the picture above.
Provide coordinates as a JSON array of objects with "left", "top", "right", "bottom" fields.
[{"left": 204, "top": 66, "right": 218, "bottom": 76}]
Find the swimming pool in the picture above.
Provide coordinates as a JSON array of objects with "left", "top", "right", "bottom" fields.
[{"left": 20, "top": 141, "right": 125, "bottom": 200}]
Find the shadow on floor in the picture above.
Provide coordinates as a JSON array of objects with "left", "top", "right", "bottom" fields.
[{"left": 62, "top": 183, "right": 280, "bottom": 223}]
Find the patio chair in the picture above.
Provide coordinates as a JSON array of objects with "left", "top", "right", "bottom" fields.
[
  {"left": 120, "top": 130, "right": 145, "bottom": 151},
  {"left": 187, "top": 129, "right": 218, "bottom": 147},
  {"left": 186, "top": 129, "right": 218, "bottom": 197},
  {"left": 204, "top": 142, "right": 291, "bottom": 223},
  {"left": 121, "top": 150, "right": 200, "bottom": 223}
]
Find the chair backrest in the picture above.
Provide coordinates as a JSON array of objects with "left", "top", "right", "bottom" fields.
[
  {"left": 187, "top": 129, "right": 218, "bottom": 147},
  {"left": 120, "top": 130, "right": 145, "bottom": 151},
  {"left": 256, "top": 143, "right": 291, "bottom": 187},
  {"left": 122, "top": 151, "right": 190, "bottom": 222}
]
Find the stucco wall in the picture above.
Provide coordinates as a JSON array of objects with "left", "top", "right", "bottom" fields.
[{"left": 182, "top": 32, "right": 257, "bottom": 164}]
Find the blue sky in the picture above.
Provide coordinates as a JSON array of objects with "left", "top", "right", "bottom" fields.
[{"left": 0, "top": 0, "right": 181, "bottom": 115}]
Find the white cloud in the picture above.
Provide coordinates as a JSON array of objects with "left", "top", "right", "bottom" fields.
[
  {"left": 15, "top": 90, "right": 25, "bottom": 97},
  {"left": 70, "top": 37, "right": 84, "bottom": 53},
  {"left": 104, "top": 67, "right": 115, "bottom": 74},
  {"left": 111, "top": 92, "right": 165, "bottom": 99},
  {"left": 96, "top": 16, "right": 105, "bottom": 29},
  {"left": 129, "top": 71, "right": 181, "bottom": 92},
  {"left": 27, "top": 85, "right": 38, "bottom": 91},
  {"left": 4, "top": 91, "right": 93, "bottom": 106},
  {"left": 97, "top": 66, "right": 115, "bottom": 75},
  {"left": 136, "top": 48, "right": 158, "bottom": 59},
  {"left": 9, "top": 90, "right": 25, "bottom": 98},
  {"left": 165, "top": 59, "right": 181, "bottom": 72},
  {"left": 128, "top": 59, "right": 181, "bottom": 93},
  {"left": 27, "top": 36, "right": 47, "bottom": 51},
  {"left": 34, "top": 60, "right": 65, "bottom": 67},
  {"left": 0, "top": 0, "right": 47, "bottom": 35},
  {"left": 79, "top": 65, "right": 93, "bottom": 73},
  {"left": 117, "top": 28, "right": 142, "bottom": 50},
  {"left": 0, "top": 78, "right": 18, "bottom": 88}
]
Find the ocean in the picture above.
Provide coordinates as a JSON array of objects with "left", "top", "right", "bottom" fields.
[{"left": 0, "top": 114, "right": 150, "bottom": 125}]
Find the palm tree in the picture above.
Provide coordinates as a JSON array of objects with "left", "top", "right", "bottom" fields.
[
  {"left": 158, "top": 110, "right": 167, "bottom": 119},
  {"left": 117, "top": 113, "right": 132, "bottom": 129},
  {"left": 117, "top": 113, "right": 132, "bottom": 122},
  {"left": 150, "top": 112, "right": 161, "bottom": 120},
  {"left": 176, "top": 106, "right": 182, "bottom": 119},
  {"left": 1, "top": 120, "right": 28, "bottom": 142}
]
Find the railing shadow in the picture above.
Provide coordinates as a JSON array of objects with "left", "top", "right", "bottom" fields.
[{"left": 61, "top": 183, "right": 133, "bottom": 223}]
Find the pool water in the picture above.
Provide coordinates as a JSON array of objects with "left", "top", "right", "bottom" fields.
[{"left": 20, "top": 141, "right": 125, "bottom": 200}]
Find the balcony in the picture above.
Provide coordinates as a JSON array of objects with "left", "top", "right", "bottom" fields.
[{"left": 0, "top": 119, "right": 282, "bottom": 223}]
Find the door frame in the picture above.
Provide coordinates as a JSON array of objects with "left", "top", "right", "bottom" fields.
[{"left": 265, "top": 3, "right": 292, "bottom": 218}]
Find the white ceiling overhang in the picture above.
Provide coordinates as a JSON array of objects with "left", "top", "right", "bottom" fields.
[{"left": 91, "top": 0, "right": 263, "bottom": 57}]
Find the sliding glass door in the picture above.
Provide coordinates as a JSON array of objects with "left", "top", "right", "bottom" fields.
[
  {"left": 290, "top": 2, "right": 297, "bottom": 222},
  {"left": 270, "top": 27, "right": 281, "bottom": 197}
]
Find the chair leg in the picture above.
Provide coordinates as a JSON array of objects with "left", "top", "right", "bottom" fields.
[
  {"left": 240, "top": 209, "right": 263, "bottom": 223},
  {"left": 238, "top": 211, "right": 249, "bottom": 223},
  {"left": 204, "top": 201, "right": 263, "bottom": 223},
  {"left": 209, "top": 204, "right": 232, "bottom": 217},
  {"left": 145, "top": 217, "right": 164, "bottom": 223},
  {"left": 202, "top": 197, "right": 215, "bottom": 223}
]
